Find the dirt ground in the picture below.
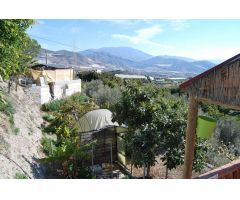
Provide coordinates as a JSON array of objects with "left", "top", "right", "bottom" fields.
[{"left": 126, "top": 157, "right": 206, "bottom": 179}]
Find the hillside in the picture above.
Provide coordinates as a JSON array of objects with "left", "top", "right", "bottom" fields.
[
  {"left": 90, "top": 47, "right": 153, "bottom": 61},
  {"left": 38, "top": 47, "right": 216, "bottom": 76},
  {"left": 0, "top": 81, "right": 45, "bottom": 178}
]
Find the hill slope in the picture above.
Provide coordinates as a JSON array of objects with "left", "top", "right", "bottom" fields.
[
  {"left": 38, "top": 47, "right": 215, "bottom": 76},
  {"left": 0, "top": 82, "right": 45, "bottom": 178}
]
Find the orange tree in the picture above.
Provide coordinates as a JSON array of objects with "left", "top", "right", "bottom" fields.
[{"left": 111, "top": 81, "right": 208, "bottom": 178}]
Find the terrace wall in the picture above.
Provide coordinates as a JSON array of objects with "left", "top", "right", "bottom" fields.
[{"left": 28, "top": 79, "right": 81, "bottom": 104}]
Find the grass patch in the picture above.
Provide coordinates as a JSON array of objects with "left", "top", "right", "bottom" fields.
[
  {"left": 41, "top": 137, "right": 56, "bottom": 156},
  {"left": 0, "top": 94, "right": 15, "bottom": 116},
  {"left": 14, "top": 172, "right": 28, "bottom": 179},
  {"left": 42, "top": 114, "right": 55, "bottom": 122},
  {"left": 13, "top": 127, "right": 20, "bottom": 135}
]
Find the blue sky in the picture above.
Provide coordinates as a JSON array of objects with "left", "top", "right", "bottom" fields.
[{"left": 28, "top": 19, "right": 240, "bottom": 62}]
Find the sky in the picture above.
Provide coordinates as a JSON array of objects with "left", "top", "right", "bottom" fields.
[{"left": 28, "top": 19, "right": 240, "bottom": 62}]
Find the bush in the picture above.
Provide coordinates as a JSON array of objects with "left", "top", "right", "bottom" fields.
[
  {"left": 0, "top": 93, "right": 15, "bottom": 116},
  {"left": 14, "top": 172, "right": 28, "bottom": 179},
  {"left": 85, "top": 80, "right": 121, "bottom": 108},
  {"left": 42, "top": 99, "right": 64, "bottom": 112},
  {"left": 42, "top": 93, "right": 90, "bottom": 112},
  {"left": 42, "top": 114, "right": 55, "bottom": 122},
  {"left": 41, "top": 137, "right": 56, "bottom": 157}
]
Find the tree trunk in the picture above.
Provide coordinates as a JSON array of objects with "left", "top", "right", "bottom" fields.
[
  {"left": 146, "top": 165, "right": 150, "bottom": 178},
  {"left": 143, "top": 163, "right": 146, "bottom": 179},
  {"left": 165, "top": 166, "right": 168, "bottom": 179}
]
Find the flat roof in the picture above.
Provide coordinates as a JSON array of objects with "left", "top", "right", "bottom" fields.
[
  {"left": 31, "top": 64, "right": 72, "bottom": 70},
  {"left": 115, "top": 74, "right": 147, "bottom": 79}
]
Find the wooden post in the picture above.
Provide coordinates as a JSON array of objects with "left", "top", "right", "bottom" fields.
[{"left": 183, "top": 94, "right": 199, "bottom": 179}]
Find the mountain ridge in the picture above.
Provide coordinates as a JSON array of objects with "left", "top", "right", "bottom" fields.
[{"left": 38, "top": 47, "right": 216, "bottom": 76}]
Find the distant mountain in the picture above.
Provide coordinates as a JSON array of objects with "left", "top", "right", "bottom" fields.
[
  {"left": 80, "top": 49, "right": 135, "bottom": 69},
  {"left": 158, "top": 55, "right": 196, "bottom": 62},
  {"left": 88, "top": 47, "right": 153, "bottom": 62},
  {"left": 135, "top": 56, "right": 215, "bottom": 74},
  {"left": 38, "top": 47, "right": 216, "bottom": 76}
]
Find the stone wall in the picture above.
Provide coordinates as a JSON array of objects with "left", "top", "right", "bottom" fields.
[{"left": 28, "top": 79, "right": 81, "bottom": 104}]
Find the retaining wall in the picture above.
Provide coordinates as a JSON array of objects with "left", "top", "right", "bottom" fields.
[{"left": 28, "top": 79, "right": 81, "bottom": 104}]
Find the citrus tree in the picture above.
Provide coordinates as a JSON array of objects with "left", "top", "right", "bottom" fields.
[
  {"left": 111, "top": 81, "right": 208, "bottom": 178},
  {"left": 0, "top": 19, "right": 40, "bottom": 80}
]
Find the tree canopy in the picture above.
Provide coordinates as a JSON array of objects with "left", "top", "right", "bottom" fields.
[{"left": 0, "top": 19, "right": 40, "bottom": 79}]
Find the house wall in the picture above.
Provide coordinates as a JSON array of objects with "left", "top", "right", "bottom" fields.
[
  {"left": 31, "top": 69, "right": 73, "bottom": 83},
  {"left": 28, "top": 79, "right": 81, "bottom": 104}
]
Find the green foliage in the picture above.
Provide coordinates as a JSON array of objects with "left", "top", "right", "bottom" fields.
[
  {"left": 0, "top": 92, "right": 15, "bottom": 116},
  {"left": 42, "top": 93, "right": 89, "bottom": 112},
  {"left": 84, "top": 80, "right": 121, "bottom": 108},
  {"left": 40, "top": 93, "right": 97, "bottom": 178},
  {"left": 77, "top": 71, "right": 122, "bottom": 88},
  {"left": 206, "top": 138, "right": 237, "bottom": 167},
  {"left": 200, "top": 103, "right": 223, "bottom": 120},
  {"left": 41, "top": 137, "right": 56, "bottom": 157},
  {"left": 42, "top": 99, "right": 65, "bottom": 112},
  {"left": 13, "top": 127, "right": 20, "bottom": 135},
  {"left": 42, "top": 114, "right": 55, "bottom": 122},
  {"left": 112, "top": 81, "right": 208, "bottom": 176},
  {"left": 0, "top": 19, "right": 40, "bottom": 80},
  {"left": 77, "top": 71, "right": 99, "bottom": 82},
  {"left": 14, "top": 172, "right": 28, "bottom": 179},
  {"left": 217, "top": 116, "right": 240, "bottom": 152}
]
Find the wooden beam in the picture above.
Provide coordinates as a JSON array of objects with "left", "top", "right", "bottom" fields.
[
  {"left": 183, "top": 94, "right": 199, "bottom": 179},
  {"left": 198, "top": 97, "right": 240, "bottom": 111}
]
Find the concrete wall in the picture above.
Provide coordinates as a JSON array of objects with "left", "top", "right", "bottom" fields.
[{"left": 28, "top": 79, "right": 81, "bottom": 104}]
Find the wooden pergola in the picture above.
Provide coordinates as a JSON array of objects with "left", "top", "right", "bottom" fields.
[{"left": 180, "top": 53, "right": 240, "bottom": 179}]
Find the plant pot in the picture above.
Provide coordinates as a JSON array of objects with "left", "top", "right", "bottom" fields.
[{"left": 196, "top": 115, "right": 217, "bottom": 139}]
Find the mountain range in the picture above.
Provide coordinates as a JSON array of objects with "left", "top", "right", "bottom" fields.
[{"left": 38, "top": 47, "right": 216, "bottom": 77}]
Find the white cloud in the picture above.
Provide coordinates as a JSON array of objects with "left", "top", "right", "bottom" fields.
[
  {"left": 170, "top": 19, "right": 189, "bottom": 31},
  {"left": 112, "top": 24, "right": 172, "bottom": 49}
]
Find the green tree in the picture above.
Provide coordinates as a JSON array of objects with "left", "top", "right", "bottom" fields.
[
  {"left": 111, "top": 82, "right": 166, "bottom": 177},
  {"left": 0, "top": 19, "right": 39, "bottom": 80},
  {"left": 112, "top": 81, "right": 208, "bottom": 178}
]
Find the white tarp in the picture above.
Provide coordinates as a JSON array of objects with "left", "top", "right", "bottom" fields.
[{"left": 78, "top": 109, "right": 119, "bottom": 133}]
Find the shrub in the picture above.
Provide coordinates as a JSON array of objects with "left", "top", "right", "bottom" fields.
[
  {"left": 0, "top": 92, "right": 15, "bottom": 116},
  {"left": 85, "top": 80, "right": 121, "bottom": 108},
  {"left": 42, "top": 114, "right": 55, "bottom": 122},
  {"left": 14, "top": 172, "right": 28, "bottom": 179},
  {"left": 42, "top": 93, "right": 90, "bottom": 112},
  {"left": 42, "top": 99, "right": 64, "bottom": 112},
  {"left": 41, "top": 137, "right": 56, "bottom": 157},
  {"left": 13, "top": 127, "right": 20, "bottom": 135}
]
